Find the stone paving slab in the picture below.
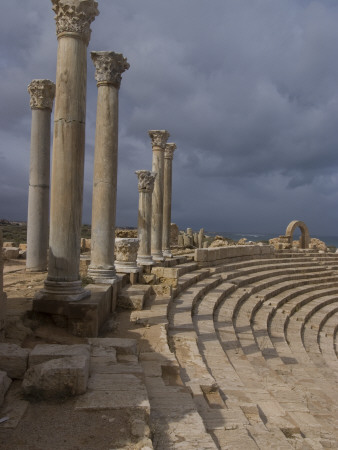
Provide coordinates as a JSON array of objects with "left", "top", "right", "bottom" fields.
[{"left": 75, "top": 389, "right": 150, "bottom": 412}]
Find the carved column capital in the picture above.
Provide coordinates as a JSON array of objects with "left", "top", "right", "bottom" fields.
[
  {"left": 135, "top": 170, "right": 157, "bottom": 193},
  {"left": 148, "top": 130, "right": 170, "bottom": 150},
  {"left": 28, "top": 80, "right": 56, "bottom": 111},
  {"left": 164, "top": 143, "right": 177, "bottom": 160},
  {"left": 91, "top": 51, "right": 130, "bottom": 88},
  {"left": 51, "top": 0, "right": 99, "bottom": 45}
]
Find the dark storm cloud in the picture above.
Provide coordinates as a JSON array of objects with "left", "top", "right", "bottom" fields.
[{"left": 1, "top": 0, "right": 338, "bottom": 235}]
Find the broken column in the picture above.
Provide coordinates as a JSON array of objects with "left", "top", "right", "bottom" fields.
[
  {"left": 149, "top": 130, "right": 170, "bottom": 261},
  {"left": 26, "top": 80, "right": 55, "bottom": 272},
  {"left": 162, "top": 143, "right": 177, "bottom": 258},
  {"left": 0, "top": 230, "right": 6, "bottom": 340},
  {"left": 135, "top": 170, "right": 157, "bottom": 266},
  {"left": 88, "top": 51, "right": 129, "bottom": 283},
  {"left": 115, "top": 238, "right": 140, "bottom": 273},
  {"left": 42, "top": 0, "right": 99, "bottom": 300}
]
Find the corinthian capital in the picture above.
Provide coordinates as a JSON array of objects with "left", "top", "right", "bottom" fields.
[
  {"left": 51, "top": 0, "right": 99, "bottom": 45},
  {"left": 164, "top": 143, "right": 177, "bottom": 160},
  {"left": 148, "top": 130, "right": 170, "bottom": 149},
  {"left": 28, "top": 80, "right": 56, "bottom": 111},
  {"left": 91, "top": 51, "right": 130, "bottom": 88},
  {"left": 135, "top": 170, "right": 157, "bottom": 193}
]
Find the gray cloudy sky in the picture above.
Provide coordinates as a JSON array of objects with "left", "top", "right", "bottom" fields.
[{"left": 1, "top": 0, "right": 338, "bottom": 235}]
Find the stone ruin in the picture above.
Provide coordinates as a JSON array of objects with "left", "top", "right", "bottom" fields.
[{"left": 0, "top": 0, "right": 337, "bottom": 447}]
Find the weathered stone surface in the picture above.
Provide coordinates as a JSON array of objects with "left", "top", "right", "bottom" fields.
[
  {"left": 0, "top": 343, "right": 29, "bottom": 379},
  {"left": 88, "top": 337, "right": 138, "bottom": 356},
  {"left": 170, "top": 223, "right": 179, "bottom": 246},
  {"left": 29, "top": 344, "right": 90, "bottom": 367},
  {"left": 0, "top": 370, "right": 11, "bottom": 406},
  {"left": 3, "top": 242, "right": 15, "bottom": 248},
  {"left": 2, "top": 248, "right": 20, "bottom": 259},
  {"left": 22, "top": 355, "right": 89, "bottom": 399}
]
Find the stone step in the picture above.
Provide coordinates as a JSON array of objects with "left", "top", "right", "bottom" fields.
[
  {"left": 319, "top": 313, "right": 338, "bottom": 374},
  {"left": 172, "top": 268, "right": 211, "bottom": 298},
  {"left": 152, "top": 261, "right": 199, "bottom": 284},
  {"left": 117, "top": 284, "right": 152, "bottom": 310}
]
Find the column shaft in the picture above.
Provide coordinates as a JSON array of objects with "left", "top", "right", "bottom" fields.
[
  {"left": 89, "top": 86, "right": 118, "bottom": 278},
  {"left": 26, "top": 109, "right": 52, "bottom": 271},
  {"left": 151, "top": 146, "right": 164, "bottom": 259},
  {"left": 48, "top": 36, "right": 87, "bottom": 286}
]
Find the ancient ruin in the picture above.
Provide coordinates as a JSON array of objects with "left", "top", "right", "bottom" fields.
[
  {"left": 162, "top": 143, "right": 177, "bottom": 257},
  {"left": 136, "top": 170, "right": 157, "bottom": 266},
  {"left": 26, "top": 79, "right": 55, "bottom": 272},
  {"left": 149, "top": 130, "right": 170, "bottom": 261},
  {"left": 88, "top": 51, "right": 129, "bottom": 283},
  {"left": 0, "top": 0, "right": 337, "bottom": 448}
]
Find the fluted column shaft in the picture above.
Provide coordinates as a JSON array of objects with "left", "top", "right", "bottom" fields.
[
  {"left": 136, "top": 171, "right": 156, "bottom": 265},
  {"left": 44, "top": 0, "right": 99, "bottom": 299},
  {"left": 149, "top": 130, "right": 170, "bottom": 261},
  {"left": 88, "top": 51, "right": 129, "bottom": 282},
  {"left": 162, "top": 143, "right": 176, "bottom": 257},
  {"left": 27, "top": 80, "right": 55, "bottom": 271}
]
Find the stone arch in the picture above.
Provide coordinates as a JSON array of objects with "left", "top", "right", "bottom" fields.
[{"left": 285, "top": 220, "right": 310, "bottom": 249}]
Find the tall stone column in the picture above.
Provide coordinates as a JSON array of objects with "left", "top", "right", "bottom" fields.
[
  {"left": 162, "top": 143, "right": 177, "bottom": 257},
  {"left": 149, "top": 130, "right": 170, "bottom": 261},
  {"left": 135, "top": 170, "right": 157, "bottom": 265},
  {"left": 88, "top": 51, "right": 129, "bottom": 283},
  {"left": 26, "top": 80, "right": 55, "bottom": 272},
  {"left": 0, "top": 230, "right": 6, "bottom": 339},
  {"left": 43, "top": 0, "right": 99, "bottom": 300}
]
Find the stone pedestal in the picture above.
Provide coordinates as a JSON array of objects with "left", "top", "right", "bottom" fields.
[
  {"left": 115, "top": 238, "right": 140, "bottom": 273},
  {"left": 40, "top": 0, "right": 99, "bottom": 301},
  {"left": 162, "top": 143, "right": 176, "bottom": 258},
  {"left": 26, "top": 80, "right": 55, "bottom": 272},
  {"left": 135, "top": 170, "right": 156, "bottom": 266},
  {"left": 88, "top": 51, "right": 129, "bottom": 284},
  {"left": 0, "top": 230, "right": 6, "bottom": 340},
  {"left": 149, "top": 130, "right": 170, "bottom": 261}
]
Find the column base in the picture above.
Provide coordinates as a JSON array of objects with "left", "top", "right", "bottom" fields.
[
  {"left": 115, "top": 262, "right": 142, "bottom": 274},
  {"left": 87, "top": 266, "right": 117, "bottom": 284},
  {"left": 36, "top": 279, "right": 90, "bottom": 302},
  {"left": 136, "top": 255, "right": 154, "bottom": 266},
  {"left": 151, "top": 252, "right": 165, "bottom": 262}
]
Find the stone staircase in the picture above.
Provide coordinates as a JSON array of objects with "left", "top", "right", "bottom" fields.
[{"left": 134, "top": 249, "right": 338, "bottom": 449}]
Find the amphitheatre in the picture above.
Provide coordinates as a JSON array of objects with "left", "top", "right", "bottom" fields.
[{"left": 1, "top": 1, "right": 338, "bottom": 449}]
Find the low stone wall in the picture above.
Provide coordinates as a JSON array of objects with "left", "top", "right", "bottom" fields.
[{"left": 194, "top": 244, "right": 275, "bottom": 266}]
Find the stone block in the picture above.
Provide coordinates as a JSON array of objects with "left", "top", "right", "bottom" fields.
[
  {"left": 2, "top": 247, "right": 20, "bottom": 259},
  {"left": 0, "top": 343, "right": 30, "bottom": 379},
  {"left": 29, "top": 344, "right": 90, "bottom": 367},
  {"left": 0, "top": 370, "right": 11, "bottom": 406},
  {"left": 194, "top": 249, "right": 208, "bottom": 262},
  {"left": 22, "top": 355, "right": 89, "bottom": 399},
  {"left": 3, "top": 242, "right": 15, "bottom": 248},
  {"left": 19, "top": 243, "right": 27, "bottom": 251},
  {"left": 89, "top": 337, "right": 138, "bottom": 356},
  {"left": 19, "top": 250, "right": 26, "bottom": 259},
  {"left": 117, "top": 285, "right": 151, "bottom": 310}
]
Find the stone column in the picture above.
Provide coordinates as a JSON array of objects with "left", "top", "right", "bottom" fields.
[
  {"left": 0, "top": 230, "right": 6, "bottom": 340},
  {"left": 26, "top": 80, "right": 55, "bottom": 272},
  {"left": 162, "top": 143, "right": 176, "bottom": 257},
  {"left": 43, "top": 0, "right": 99, "bottom": 300},
  {"left": 149, "top": 130, "right": 170, "bottom": 261},
  {"left": 88, "top": 52, "right": 129, "bottom": 283},
  {"left": 135, "top": 170, "right": 157, "bottom": 265}
]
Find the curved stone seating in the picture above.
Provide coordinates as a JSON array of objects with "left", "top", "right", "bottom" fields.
[
  {"left": 319, "top": 312, "right": 338, "bottom": 373},
  {"left": 303, "top": 304, "right": 338, "bottom": 375},
  {"left": 165, "top": 253, "right": 338, "bottom": 447}
]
